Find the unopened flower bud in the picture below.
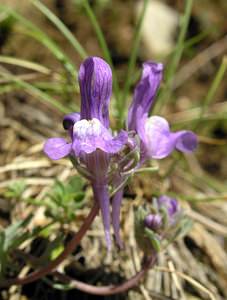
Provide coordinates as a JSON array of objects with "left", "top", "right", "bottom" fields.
[{"left": 144, "top": 214, "right": 162, "bottom": 231}]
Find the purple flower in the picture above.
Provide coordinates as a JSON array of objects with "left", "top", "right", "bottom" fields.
[
  {"left": 144, "top": 214, "right": 162, "bottom": 231},
  {"left": 135, "top": 196, "right": 185, "bottom": 254},
  {"left": 128, "top": 62, "right": 163, "bottom": 132},
  {"left": 128, "top": 62, "right": 197, "bottom": 161},
  {"left": 43, "top": 57, "right": 198, "bottom": 250},
  {"left": 144, "top": 196, "right": 179, "bottom": 233},
  {"left": 44, "top": 57, "right": 130, "bottom": 249},
  {"left": 157, "top": 195, "right": 179, "bottom": 218}
]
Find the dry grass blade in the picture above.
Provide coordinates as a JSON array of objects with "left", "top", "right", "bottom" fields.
[
  {"left": 0, "top": 178, "right": 54, "bottom": 189},
  {"left": 167, "top": 260, "right": 186, "bottom": 300},
  {"left": 173, "top": 35, "right": 227, "bottom": 89},
  {"left": 187, "top": 209, "right": 227, "bottom": 237},
  {"left": 0, "top": 159, "right": 51, "bottom": 173},
  {"left": 169, "top": 101, "right": 227, "bottom": 125},
  {"left": 198, "top": 136, "right": 227, "bottom": 145},
  {"left": 156, "top": 266, "right": 216, "bottom": 300}
]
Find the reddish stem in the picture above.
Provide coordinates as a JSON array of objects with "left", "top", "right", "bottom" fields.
[
  {"left": 54, "top": 255, "right": 156, "bottom": 295},
  {"left": 1, "top": 203, "right": 156, "bottom": 297},
  {"left": 0, "top": 202, "right": 99, "bottom": 288}
]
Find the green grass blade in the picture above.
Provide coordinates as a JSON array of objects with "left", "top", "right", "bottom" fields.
[
  {"left": 0, "top": 55, "right": 51, "bottom": 74},
  {"left": 0, "top": 4, "right": 76, "bottom": 77},
  {"left": 118, "top": 0, "right": 149, "bottom": 125},
  {"left": 0, "top": 83, "right": 19, "bottom": 94},
  {"left": 183, "top": 30, "right": 210, "bottom": 52},
  {"left": 153, "top": 0, "right": 193, "bottom": 114},
  {"left": 33, "top": 81, "right": 79, "bottom": 94},
  {"left": 82, "top": 0, "right": 112, "bottom": 67},
  {"left": 0, "top": 71, "right": 70, "bottom": 113},
  {"left": 32, "top": 0, "right": 87, "bottom": 60},
  {"left": 194, "top": 56, "right": 227, "bottom": 129},
  {"left": 172, "top": 112, "right": 227, "bottom": 126},
  {"left": 79, "top": 0, "right": 120, "bottom": 101}
]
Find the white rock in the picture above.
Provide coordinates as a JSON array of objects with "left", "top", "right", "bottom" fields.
[{"left": 136, "top": 0, "right": 179, "bottom": 58}]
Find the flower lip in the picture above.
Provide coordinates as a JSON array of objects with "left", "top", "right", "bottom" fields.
[
  {"left": 142, "top": 116, "right": 198, "bottom": 160},
  {"left": 44, "top": 137, "right": 72, "bottom": 160},
  {"left": 143, "top": 116, "right": 173, "bottom": 159},
  {"left": 175, "top": 131, "right": 198, "bottom": 152},
  {"left": 73, "top": 118, "right": 104, "bottom": 139},
  {"left": 72, "top": 118, "right": 128, "bottom": 156}
]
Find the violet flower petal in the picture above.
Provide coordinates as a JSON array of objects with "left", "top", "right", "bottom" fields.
[
  {"left": 143, "top": 116, "right": 174, "bottom": 159},
  {"left": 158, "top": 195, "right": 179, "bottom": 217},
  {"left": 72, "top": 118, "right": 128, "bottom": 156},
  {"left": 143, "top": 116, "right": 197, "bottom": 159},
  {"left": 44, "top": 138, "right": 72, "bottom": 160},
  {"left": 79, "top": 57, "right": 112, "bottom": 128},
  {"left": 173, "top": 131, "right": 198, "bottom": 153},
  {"left": 128, "top": 61, "right": 163, "bottom": 131}
]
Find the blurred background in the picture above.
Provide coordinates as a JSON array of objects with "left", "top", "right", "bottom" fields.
[{"left": 0, "top": 1, "right": 227, "bottom": 299}]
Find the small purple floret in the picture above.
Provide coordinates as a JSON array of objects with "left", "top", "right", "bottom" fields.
[
  {"left": 144, "top": 214, "right": 162, "bottom": 230},
  {"left": 158, "top": 195, "right": 179, "bottom": 217}
]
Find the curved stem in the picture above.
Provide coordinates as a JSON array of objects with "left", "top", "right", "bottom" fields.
[
  {"left": 54, "top": 255, "right": 156, "bottom": 295},
  {"left": 0, "top": 202, "right": 99, "bottom": 288}
]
